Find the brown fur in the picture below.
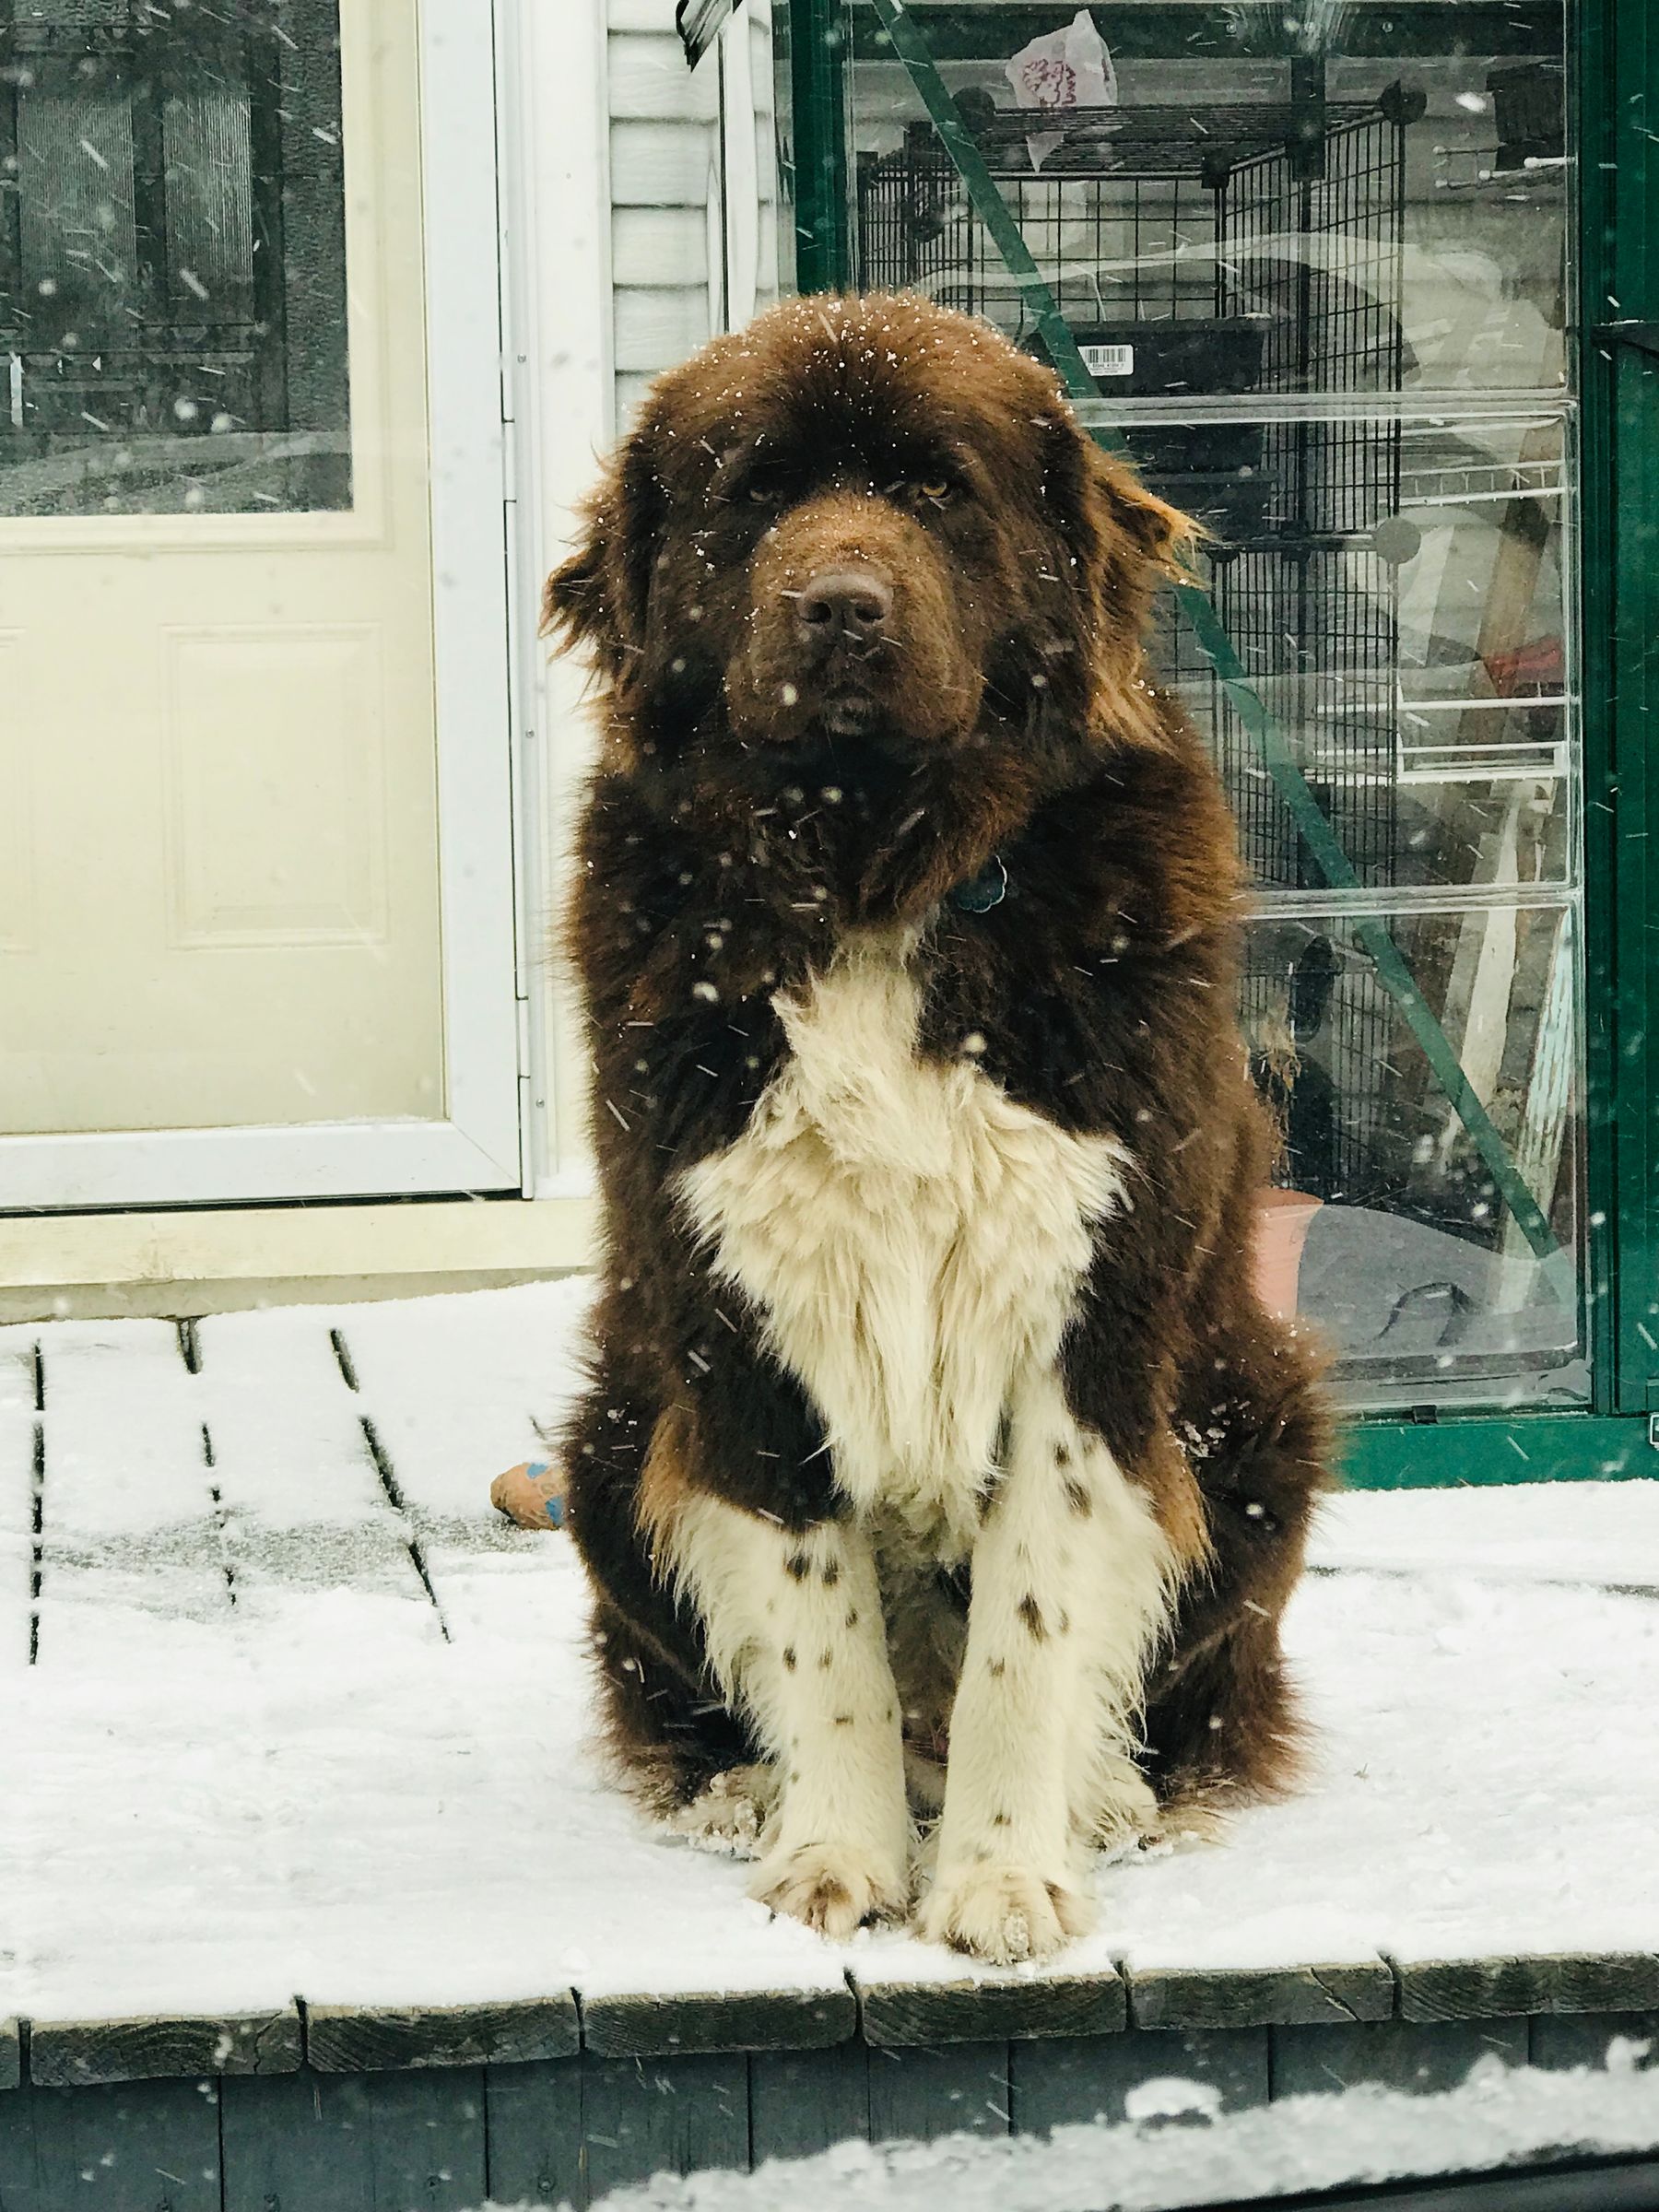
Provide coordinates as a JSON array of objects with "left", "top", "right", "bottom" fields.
[{"left": 546, "top": 293, "right": 1335, "bottom": 1926}]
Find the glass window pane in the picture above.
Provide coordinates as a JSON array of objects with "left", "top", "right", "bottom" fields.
[
  {"left": 845, "top": 0, "right": 1567, "bottom": 397},
  {"left": 1245, "top": 903, "right": 1583, "bottom": 1411},
  {"left": 0, "top": 0, "right": 351, "bottom": 517},
  {"left": 780, "top": 4, "right": 1589, "bottom": 1421},
  {"left": 1150, "top": 408, "right": 1572, "bottom": 892}
]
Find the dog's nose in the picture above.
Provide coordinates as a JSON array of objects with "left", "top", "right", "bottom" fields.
[{"left": 794, "top": 569, "right": 892, "bottom": 648}]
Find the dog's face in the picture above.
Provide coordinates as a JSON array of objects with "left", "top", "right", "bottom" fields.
[{"left": 547, "top": 295, "right": 1191, "bottom": 776}]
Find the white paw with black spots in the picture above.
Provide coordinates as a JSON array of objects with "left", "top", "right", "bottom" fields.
[
  {"left": 919, "top": 1860, "right": 1095, "bottom": 1964},
  {"left": 750, "top": 1840, "right": 909, "bottom": 1940}
]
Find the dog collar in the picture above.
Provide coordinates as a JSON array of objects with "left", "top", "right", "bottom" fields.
[{"left": 947, "top": 853, "right": 1008, "bottom": 914}]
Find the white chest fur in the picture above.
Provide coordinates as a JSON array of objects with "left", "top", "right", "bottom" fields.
[{"left": 676, "top": 932, "right": 1130, "bottom": 1555}]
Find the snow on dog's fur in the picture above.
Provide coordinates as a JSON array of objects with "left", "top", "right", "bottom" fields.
[{"left": 546, "top": 294, "right": 1333, "bottom": 1963}]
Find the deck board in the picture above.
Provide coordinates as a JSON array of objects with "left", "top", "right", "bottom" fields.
[
  {"left": 327, "top": 1281, "right": 592, "bottom": 1644},
  {"left": 854, "top": 1968, "right": 1126, "bottom": 2047},
  {"left": 1395, "top": 1953, "right": 1659, "bottom": 2024},
  {"left": 304, "top": 1999, "right": 578, "bottom": 2072},
  {"left": 748, "top": 2042, "right": 873, "bottom": 2163},
  {"left": 27, "top": 2011, "right": 301, "bottom": 2088},
  {"left": 219, "top": 2067, "right": 488, "bottom": 2212},
  {"left": 1530, "top": 2010, "right": 1659, "bottom": 2070},
  {"left": 1128, "top": 1962, "right": 1395, "bottom": 2030},
  {"left": 1270, "top": 2016, "right": 1530, "bottom": 2099},
  {"left": 1010, "top": 2025, "right": 1270, "bottom": 2130},
  {"left": 0, "top": 2077, "right": 223, "bottom": 2212},
  {"left": 866, "top": 2041, "right": 1011, "bottom": 2144},
  {"left": 192, "top": 1310, "right": 441, "bottom": 1646},
  {"left": 32, "top": 1321, "right": 227, "bottom": 1667},
  {"left": 482, "top": 2059, "right": 587, "bottom": 2209},
  {"left": 0, "top": 1329, "right": 36, "bottom": 1678},
  {"left": 579, "top": 2052, "right": 750, "bottom": 2205},
  {"left": 582, "top": 1985, "right": 856, "bottom": 2058}
]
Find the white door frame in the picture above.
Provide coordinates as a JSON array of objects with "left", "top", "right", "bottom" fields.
[
  {"left": 0, "top": 0, "right": 523, "bottom": 1214},
  {"left": 507, "top": 0, "right": 612, "bottom": 1204}
]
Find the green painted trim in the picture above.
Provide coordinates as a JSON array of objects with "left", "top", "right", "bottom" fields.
[
  {"left": 1341, "top": 1414, "right": 1655, "bottom": 1491},
  {"left": 785, "top": 0, "right": 851, "bottom": 293},
  {"left": 1581, "top": 0, "right": 1659, "bottom": 1414}
]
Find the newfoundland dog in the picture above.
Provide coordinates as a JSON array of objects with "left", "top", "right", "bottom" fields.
[{"left": 546, "top": 293, "right": 1331, "bottom": 1964}]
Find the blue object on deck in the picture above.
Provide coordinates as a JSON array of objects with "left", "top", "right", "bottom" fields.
[{"left": 524, "top": 1462, "right": 564, "bottom": 1525}]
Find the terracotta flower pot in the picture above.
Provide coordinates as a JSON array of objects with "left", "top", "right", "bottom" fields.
[{"left": 1253, "top": 1187, "right": 1323, "bottom": 1319}]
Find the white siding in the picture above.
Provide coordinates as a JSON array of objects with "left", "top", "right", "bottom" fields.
[
  {"left": 606, "top": 0, "right": 780, "bottom": 426},
  {"left": 606, "top": 2, "right": 716, "bottom": 424},
  {"left": 615, "top": 285, "right": 714, "bottom": 373},
  {"left": 609, "top": 117, "right": 719, "bottom": 206},
  {"left": 612, "top": 205, "right": 711, "bottom": 286},
  {"left": 609, "top": 29, "right": 721, "bottom": 121}
]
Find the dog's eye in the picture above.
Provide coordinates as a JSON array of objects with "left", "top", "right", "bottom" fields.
[
  {"left": 916, "top": 478, "right": 955, "bottom": 504},
  {"left": 746, "top": 482, "right": 780, "bottom": 506}
]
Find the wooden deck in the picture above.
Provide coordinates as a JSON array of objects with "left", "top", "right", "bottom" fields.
[{"left": 4, "top": 1285, "right": 1659, "bottom": 2207}]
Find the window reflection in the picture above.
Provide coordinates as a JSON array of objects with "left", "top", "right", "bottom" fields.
[
  {"left": 1245, "top": 905, "right": 1583, "bottom": 1410},
  {"left": 0, "top": 0, "right": 350, "bottom": 518}
]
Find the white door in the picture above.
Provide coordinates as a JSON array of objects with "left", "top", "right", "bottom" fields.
[{"left": 0, "top": 0, "right": 521, "bottom": 1209}]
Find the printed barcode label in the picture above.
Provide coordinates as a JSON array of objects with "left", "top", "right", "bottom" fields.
[{"left": 1079, "top": 343, "right": 1135, "bottom": 377}]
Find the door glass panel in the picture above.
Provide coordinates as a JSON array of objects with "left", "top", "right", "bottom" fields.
[
  {"left": 824, "top": 0, "right": 1583, "bottom": 1412},
  {"left": 0, "top": 0, "right": 445, "bottom": 1149},
  {"left": 0, "top": 0, "right": 351, "bottom": 517}
]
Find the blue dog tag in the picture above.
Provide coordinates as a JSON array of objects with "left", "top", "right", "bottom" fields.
[{"left": 947, "top": 854, "right": 1008, "bottom": 914}]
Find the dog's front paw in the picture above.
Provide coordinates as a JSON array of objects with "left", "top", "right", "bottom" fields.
[
  {"left": 671, "top": 1763, "right": 778, "bottom": 1857},
  {"left": 750, "top": 1841, "right": 908, "bottom": 1940},
  {"left": 919, "top": 1862, "right": 1094, "bottom": 1964}
]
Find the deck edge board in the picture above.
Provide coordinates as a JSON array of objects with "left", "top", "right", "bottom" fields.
[
  {"left": 26, "top": 2008, "right": 303, "bottom": 2088},
  {"left": 1394, "top": 1953, "right": 1659, "bottom": 2023},
  {"left": 1127, "top": 1960, "right": 1396, "bottom": 2030},
  {"left": 578, "top": 1983, "right": 858, "bottom": 2057},
  {"left": 854, "top": 1970, "right": 1128, "bottom": 2047},
  {"left": 302, "top": 1996, "right": 581, "bottom": 2072},
  {"left": 16, "top": 1950, "right": 1659, "bottom": 2083}
]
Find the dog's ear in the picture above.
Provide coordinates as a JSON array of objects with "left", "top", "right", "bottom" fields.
[
  {"left": 542, "top": 417, "right": 665, "bottom": 682},
  {"left": 1040, "top": 415, "right": 1202, "bottom": 747},
  {"left": 1045, "top": 419, "right": 1200, "bottom": 582},
  {"left": 1088, "top": 445, "right": 1203, "bottom": 582}
]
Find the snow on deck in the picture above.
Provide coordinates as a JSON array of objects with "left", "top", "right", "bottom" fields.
[{"left": 3, "top": 1280, "right": 1659, "bottom": 2030}]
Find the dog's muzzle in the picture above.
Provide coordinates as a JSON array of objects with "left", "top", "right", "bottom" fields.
[
  {"left": 794, "top": 568, "right": 893, "bottom": 657},
  {"left": 787, "top": 566, "right": 894, "bottom": 735}
]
